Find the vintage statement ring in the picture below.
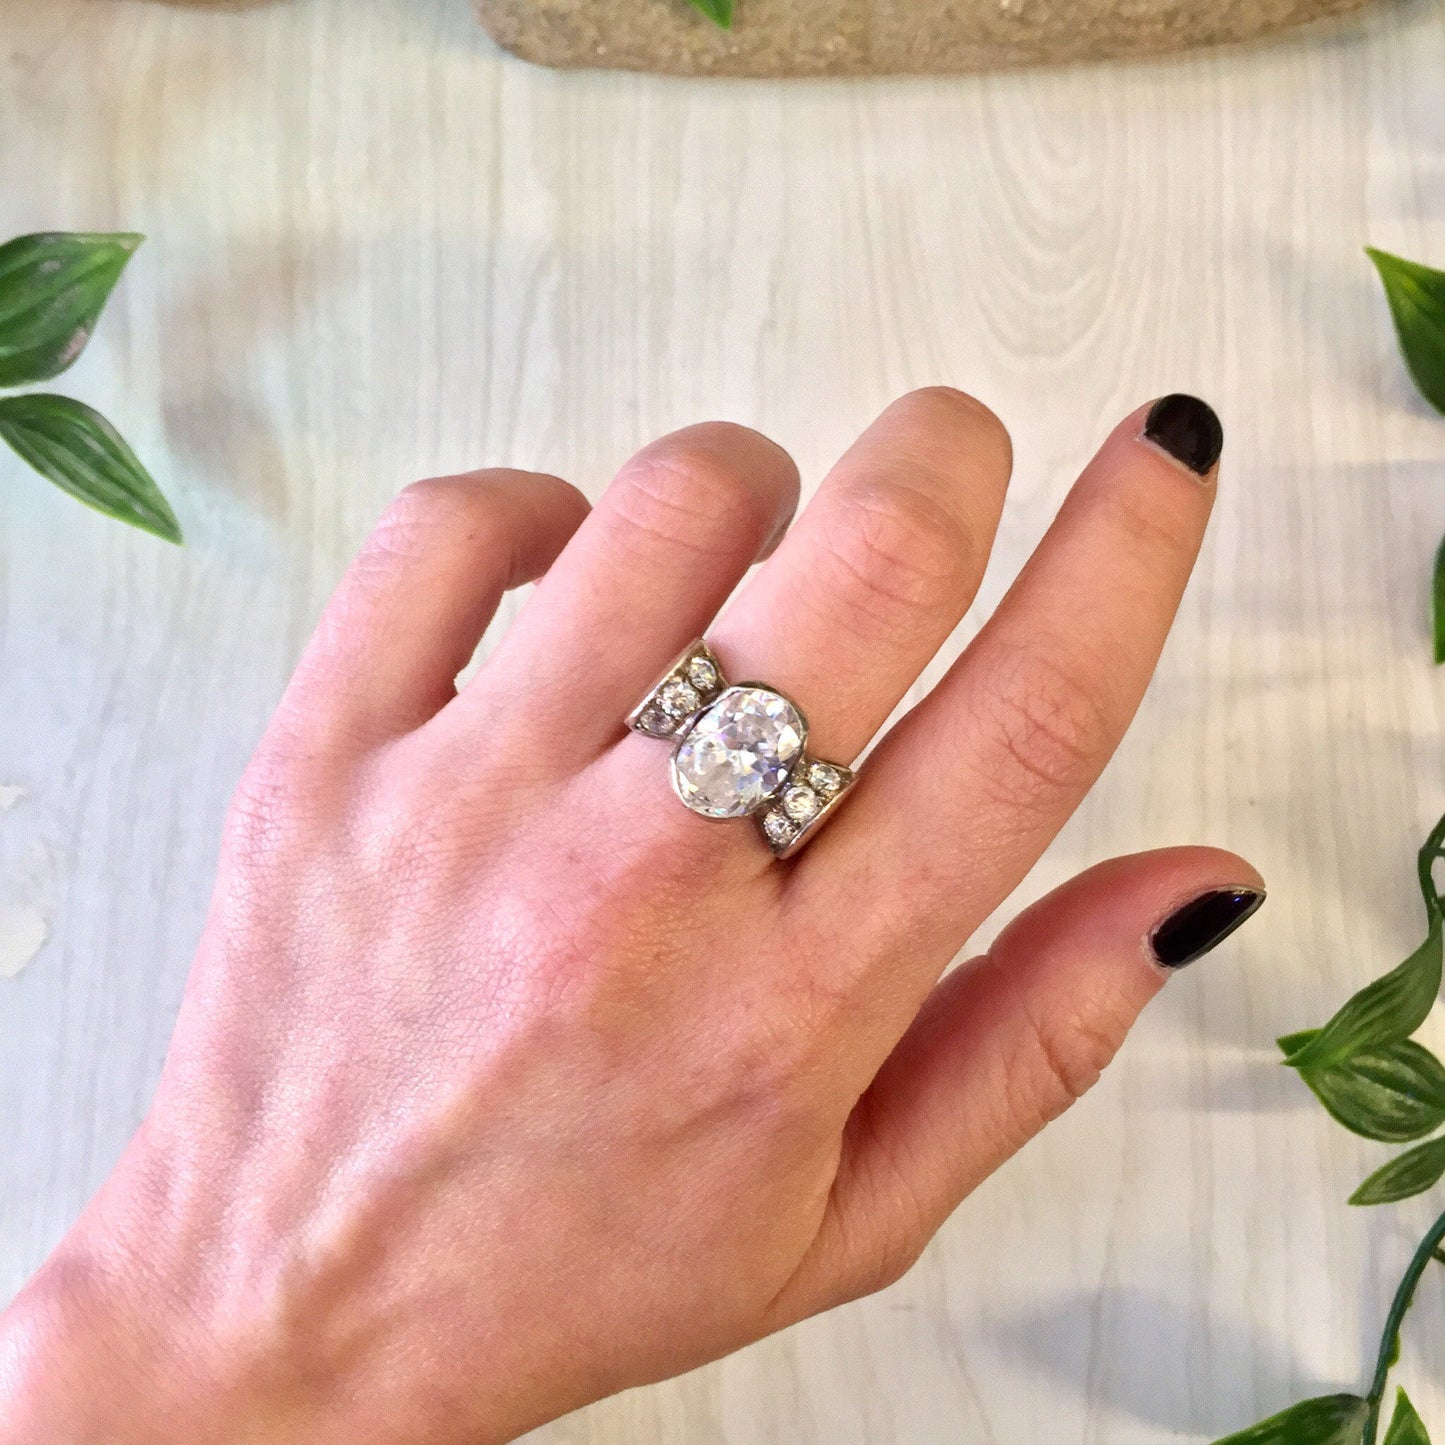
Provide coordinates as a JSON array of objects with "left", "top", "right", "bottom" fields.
[{"left": 627, "top": 640, "right": 857, "bottom": 858}]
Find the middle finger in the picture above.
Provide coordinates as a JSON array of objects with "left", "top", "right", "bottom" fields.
[{"left": 706, "top": 387, "right": 1014, "bottom": 767}]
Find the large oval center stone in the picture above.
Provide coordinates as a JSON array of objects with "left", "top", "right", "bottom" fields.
[{"left": 670, "top": 686, "right": 806, "bottom": 819}]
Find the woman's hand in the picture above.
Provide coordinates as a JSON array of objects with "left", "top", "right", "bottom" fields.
[{"left": 0, "top": 390, "right": 1262, "bottom": 1444}]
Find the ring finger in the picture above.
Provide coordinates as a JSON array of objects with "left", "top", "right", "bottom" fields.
[{"left": 451, "top": 422, "right": 801, "bottom": 762}]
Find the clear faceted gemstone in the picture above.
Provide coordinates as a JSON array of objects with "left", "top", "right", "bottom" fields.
[
  {"left": 808, "top": 762, "right": 843, "bottom": 794},
  {"left": 670, "top": 686, "right": 806, "bottom": 819},
  {"left": 687, "top": 656, "right": 720, "bottom": 692},
  {"left": 782, "top": 785, "right": 820, "bottom": 822},
  {"left": 763, "top": 811, "right": 796, "bottom": 846},
  {"left": 638, "top": 706, "right": 674, "bottom": 736},
  {"left": 659, "top": 678, "right": 701, "bottom": 717}
]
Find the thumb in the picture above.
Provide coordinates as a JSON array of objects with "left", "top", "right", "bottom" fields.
[{"left": 772, "top": 846, "right": 1265, "bottom": 1322}]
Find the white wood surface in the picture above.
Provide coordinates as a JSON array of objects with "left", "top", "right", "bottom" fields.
[{"left": 4, "top": 0, "right": 1445, "bottom": 1438}]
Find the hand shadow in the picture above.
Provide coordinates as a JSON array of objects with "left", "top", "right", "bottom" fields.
[{"left": 994, "top": 1285, "right": 1336, "bottom": 1440}]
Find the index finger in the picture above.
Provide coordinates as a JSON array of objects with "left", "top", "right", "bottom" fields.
[{"left": 796, "top": 395, "right": 1223, "bottom": 977}]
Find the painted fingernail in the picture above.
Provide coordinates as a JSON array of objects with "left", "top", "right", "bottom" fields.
[
  {"left": 1151, "top": 887, "right": 1265, "bottom": 969},
  {"left": 1141, "top": 394, "right": 1224, "bottom": 476}
]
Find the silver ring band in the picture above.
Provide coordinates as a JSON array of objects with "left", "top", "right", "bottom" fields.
[{"left": 627, "top": 640, "right": 856, "bottom": 858}]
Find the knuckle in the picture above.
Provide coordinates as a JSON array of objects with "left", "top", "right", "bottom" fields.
[
  {"left": 812, "top": 481, "right": 976, "bottom": 634},
  {"left": 359, "top": 478, "right": 504, "bottom": 582},
  {"left": 838, "top": 1227, "right": 928, "bottom": 1306},
  {"left": 610, "top": 447, "right": 774, "bottom": 557},
  {"left": 223, "top": 715, "right": 367, "bottom": 868},
  {"left": 717, "top": 1032, "right": 827, "bottom": 1138},
  {"left": 1003, "top": 993, "right": 1124, "bottom": 1144},
  {"left": 970, "top": 645, "right": 1112, "bottom": 811},
  {"left": 224, "top": 747, "right": 305, "bottom": 863},
  {"left": 383, "top": 475, "right": 493, "bottom": 539},
  {"left": 838, "top": 1109, "right": 933, "bottom": 1297},
  {"left": 342, "top": 475, "right": 522, "bottom": 612},
  {"left": 695, "top": 991, "right": 853, "bottom": 1140},
  {"left": 867, "top": 1232, "right": 930, "bottom": 1296},
  {"left": 720, "top": 985, "right": 839, "bottom": 1117}
]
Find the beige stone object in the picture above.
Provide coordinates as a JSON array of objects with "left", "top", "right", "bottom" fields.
[{"left": 474, "top": 0, "right": 1381, "bottom": 75}]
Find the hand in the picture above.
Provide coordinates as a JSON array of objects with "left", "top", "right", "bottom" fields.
[{"left": 0, "top": 390, "right": 1262, "bottom": 1444}]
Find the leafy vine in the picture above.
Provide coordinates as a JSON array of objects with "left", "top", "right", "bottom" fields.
[
  {"left": 1214, "top": 248, "right": 1445, "bottom": 1443},
  {"left": 0, "top": 232, "right": 180, "bottom": 543}
]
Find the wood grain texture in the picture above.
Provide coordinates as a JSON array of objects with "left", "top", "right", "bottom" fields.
[{"left": 2, "top": 0, "right": 1444, "bottom": 1439}]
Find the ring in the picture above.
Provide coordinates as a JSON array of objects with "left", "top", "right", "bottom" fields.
[{"left": 626, "top": 640, "right": 856, "bottom": 858}]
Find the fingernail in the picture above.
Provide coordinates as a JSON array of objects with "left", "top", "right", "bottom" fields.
[
  {"left": 1150, "top": 887, "right": 1264, "bottom": 969},
  {"left": 1141, "top": 394, "right": 1224, "bottom": 477}
]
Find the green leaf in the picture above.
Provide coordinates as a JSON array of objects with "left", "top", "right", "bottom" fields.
[
  {"left": 1383, "top": 1389, "right": 1432, "bottom": 1445},
  {"left": 1368, "top": 248, "right": 1445, "bottom": 414},
  {"left": 1283, "top": 919, "right": 1442, "bottom": 1071},
  {"left": 1351, "top": 1135, "right": 1445, "bottom": 1207},
  {"left": 1434, "top": 532, "right": 1445, "bottom": 667},
  {"left": 0, "top": 232, "right": 143, "bottom": 388},
  {"left": 1280, "top": 1031, "right": 1445, "bottom": 1142},
  {"left": 684, "top": 0, "right": 733, "bottom": 27},
  {"left": 0, "top": 393, "right": 181, "bottom": 543},
  {"left": 1210, "top": 1393, "right": 1370, "bottom": 1444},
  {"left": 1285, "top": 813, "right": 1445, "bottom": 1074}
]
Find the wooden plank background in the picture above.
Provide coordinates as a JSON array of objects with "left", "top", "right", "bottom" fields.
[{"left": 2, "top": 0, "right": 1444, "bottom": 1438}]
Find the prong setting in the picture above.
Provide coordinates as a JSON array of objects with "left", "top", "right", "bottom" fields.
[
  {"left": 757, "top": 756, "right": 856, "bottom": 858},
  {"left": 626, "top": 640, "right": 725, "bottom": 737}
]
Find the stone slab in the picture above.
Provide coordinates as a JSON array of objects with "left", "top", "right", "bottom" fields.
[{"left": 473, "top": 0, "right": 1381, "bottom": 75}]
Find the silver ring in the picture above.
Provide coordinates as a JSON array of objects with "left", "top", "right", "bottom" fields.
[{"left": 626, "top": 640, "right": 856, "bottom": 859}]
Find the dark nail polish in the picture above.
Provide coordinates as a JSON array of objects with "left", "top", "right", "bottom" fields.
[
  {"left": 1141, "top": 394, "right": 1224, "bottom": 476},
  {"left": 1151, "top": 887, "right": 1264, "bottom": 969}
]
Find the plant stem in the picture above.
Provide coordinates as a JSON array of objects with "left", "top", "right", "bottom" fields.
[
  {"left": 1416, "top": 809, "right": 1445, "bottom": 916},
  {"left": 1362, "top": 1206, "right": 1445, "bottom": 1442}
]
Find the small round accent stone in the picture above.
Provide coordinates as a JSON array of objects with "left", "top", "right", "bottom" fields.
[
  {"left": 808, "top": 762, "right": 843, "bottom": 794},
  {"left": 687, "top": 656, "right": 719, "bottom": 691},
  {"left": 763, "top": 811, "right": 796, "bottom": 846},
  {"left": 782, "top": 785, "right": 820, "bottom": 822},
  {"left": 639, "top": 707, "right": 674, "bottom": 735},
  {"left": 659, "top": 679, "right": 701, "bottom": 717}
]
